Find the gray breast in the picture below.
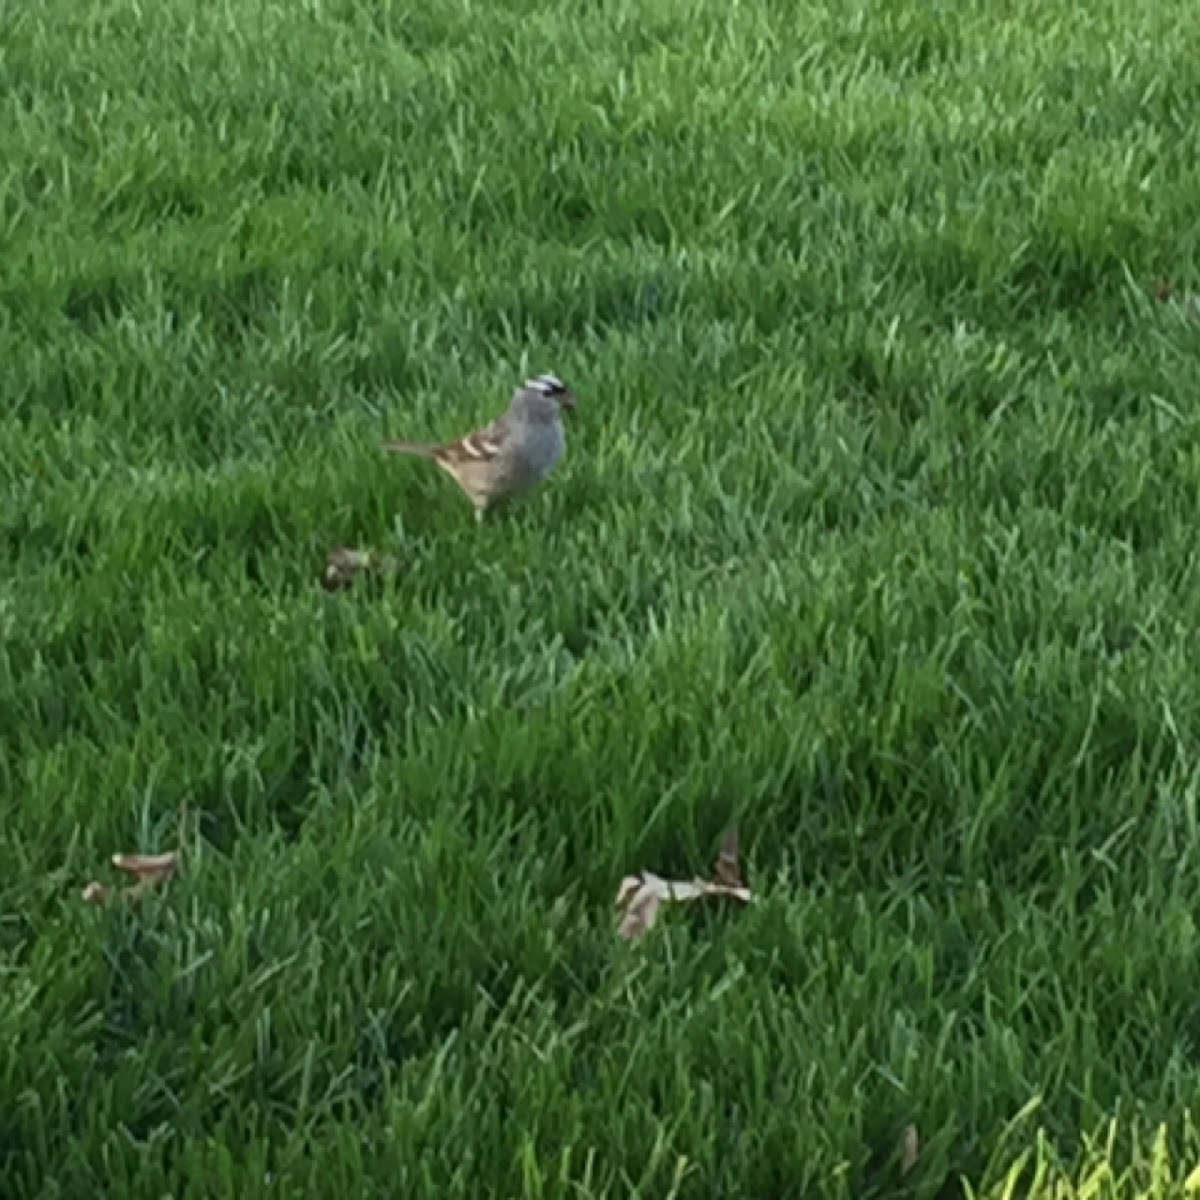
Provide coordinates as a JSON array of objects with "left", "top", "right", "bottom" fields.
[{"left": 516, "top": 419, "right": 565, "bottom": 486}]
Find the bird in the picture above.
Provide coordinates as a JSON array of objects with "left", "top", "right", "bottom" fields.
[{"left": 382, "top": 372, "right": 577, "bottom": 521}]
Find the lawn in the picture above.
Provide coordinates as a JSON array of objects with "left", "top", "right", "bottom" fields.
[{"left": 4, "top": 0, "right": 1200, "bottom": 1195}]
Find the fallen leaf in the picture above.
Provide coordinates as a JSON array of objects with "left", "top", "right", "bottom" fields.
[
  {"left": 322, "top": 547, "right": 371, "bottom": 591},
  {"left": 713, "top": 828, "right": 744, "bottom": 889},
  {"left": 1151, "top": 279, "right": 1200, "bottom": 321},
  {"left": 616, "top": 873, "right": 668, "bottom": 940},
  {"left": 114, "top": 851, "right": 178, "bottom": 887},
  {"left": 616, "top": 828, "right": 752, "bottom": 941},
  {"left": 82, "top": 850, "right": 180, "bottom": 907},
  {"left": 900, "top": 1124, "right": 920, "bottom": 1173},
  {"left": 321, "top": 546, "right": 399, "bottom": 591}
]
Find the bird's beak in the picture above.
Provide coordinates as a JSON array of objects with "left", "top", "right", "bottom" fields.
[{"left": 560, "top": 392, "right": 577, "bottom": 412}]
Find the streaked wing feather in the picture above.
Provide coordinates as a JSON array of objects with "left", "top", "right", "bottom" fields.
[{"left": 436, "top": 414, "right": 509, "bottom": 465}]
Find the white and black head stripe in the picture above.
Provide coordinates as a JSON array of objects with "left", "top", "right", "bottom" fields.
[{"left": 525, "top": 373, "right": 567, "bottom": 396}]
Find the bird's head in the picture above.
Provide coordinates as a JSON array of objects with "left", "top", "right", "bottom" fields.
[{"left": 512, "top": 373, "right": 576, "bottom": 421}]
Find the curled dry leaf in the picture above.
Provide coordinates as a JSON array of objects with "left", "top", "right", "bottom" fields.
[
  {"left": 321, "top": 546, "right": 400, "bottom": 591},
  {"left": 1152, "top": 279, "right": 1200, "bottom": 320},
  {"left": 712, "top": 828, "right": 744, "bottom": 889},
  {"left": 82, "top": 850, "right": 180, "bottom": 907},
  {"left": 114, "top": 852, "right": 178, "bottom": 885},
  {"left": 322, "top": 547, "right": 370, "bottom": 591},
  {"left": 616, "top": 828, "right": 752, "bottom": 941}
]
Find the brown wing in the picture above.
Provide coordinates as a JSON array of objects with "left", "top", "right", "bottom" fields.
[{"left": 432, "top": 412, "right": 511, "bottom": 466}]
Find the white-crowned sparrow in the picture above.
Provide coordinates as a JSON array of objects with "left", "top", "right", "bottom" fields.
[{"left": 382, "top": 373, "right": 577, "bottom": 521}]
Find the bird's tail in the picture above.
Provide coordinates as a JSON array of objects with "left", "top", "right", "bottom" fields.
[{"left": 381, "top": 440, "right": 439, "bottom": 459}]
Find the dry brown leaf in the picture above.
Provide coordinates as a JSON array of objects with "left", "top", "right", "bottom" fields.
[
  {"left": 615, "top": 828, "right": 752, "bottom": 941},
  {"left": 114, "top": 851, "right": 178, "bottom": 885},
  {"left": 616, "top": 873, "right": 668, "bottom": 940},
  {"left": 82, "top": 850, "right": 180, "bottom": 907},
  {"left": 900, "top": 1124, "right": 919, "bottom": 1173},
  {"left": 322, "top": 547, "right": 371, "bottom": 591},
  {"left": 1152, "top": 279, "right": 1200, "bottom": 320},
  {"left": 321, "top": 546, "right": 399, "bottom": 592},
  {"left": 713, "top": 828, "right": 744, "bottom": 889}
]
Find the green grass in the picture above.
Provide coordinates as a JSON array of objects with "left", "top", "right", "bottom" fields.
[{"left": 4, "top": 0, "right": 1200, "bottom": 1194}]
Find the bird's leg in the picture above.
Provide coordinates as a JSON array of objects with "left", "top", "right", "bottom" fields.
[{"left": 474, "top": 505, "right": 486, "bottom": 524}]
